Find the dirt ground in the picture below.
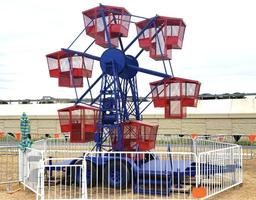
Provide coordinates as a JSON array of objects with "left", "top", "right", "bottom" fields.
[{"left": 0, "top": 159, "right": 255, "bottom": 200}]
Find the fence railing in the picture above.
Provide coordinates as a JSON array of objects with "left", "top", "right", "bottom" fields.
[
  {"left": 19, "top": 147, "right": 44, "bottom": 198},
  {"left": 22, "top": 138, "right": 242, "bottom": 200},
  {"left": 0, "top": 135, "right": 244, "bottom": 199},
  {"left": 42, "top": 157, "right": 87, "bottom": 200},
  {"left": 198, "top": 145, "right": 243, "bottom": 199},
  {"left": 0, "top": 133, "right": 19, "bottom": 146},
  {"left": 196, "top": 134, "right": 255, "bottom": 159}
]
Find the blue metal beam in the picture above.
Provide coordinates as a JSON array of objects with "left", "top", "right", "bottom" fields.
[
  {"left": 168, "top": 59, "right": 174, "bottom": 76},
  {"left": 139, "top": 100, "right": 153, "bottom": 115},
  {"left": 99, "top": 4, "right": 112, "bottom": 48},
  {"left": 67, "top": 28, "right": 85, "bottom": 49},
  {"left": 106, "top": 8, "right": 148, "bottom": 20},
  {"left": 127, "top": 64, "right": 171, "bottom": 78},
  {"left": 90, "top": 78, "right": 115, "bottom": 105},
  {"left": 135, "top": 49, "right": 144, "bottom": 59},
  {"left": 61, "top": 48, "right": 101, "bottom": 62},
  {"left": 67, "top": 19, "right": 93, "bottom": 49},
  {"left": 154, "top": 25, "right": 167, "bottom": 74},
  {"left": 75, "top": 74, "right": 103, "bottom": 104},
  {"left": 128, "top": 80, "right": 165, "bottom": 116},
  {"left": 84, "top": 40, "right": 95, "bottom": 53}
]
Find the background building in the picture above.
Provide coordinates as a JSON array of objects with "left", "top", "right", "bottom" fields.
[{"left": 0, "top": 95, "right": 255, "bottom": 138}]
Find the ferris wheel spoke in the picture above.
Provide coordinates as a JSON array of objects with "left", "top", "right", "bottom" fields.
[
  {"left": 135, "top": 49, "right": 144, "bottom": 59},
  {"left": 118, "top": 37, "right": 124, "bottom": 51},
  {"left": 168, "top": 59, "right": 174, "bottom": 77},
  {"left": 153, "top": 25, "right": 168, "bottom": 74},
  {"left": 61, "top": 48, "right": 101, "bottom": 62},
  {"left": 67, "top": 28, "right": 85, "bottom": 49},
  {"left": 90, "top": 79, "right": 115, "bottom": 106},
  {"left": 75, "top": 74, "right": 103, "bottom": 105},
  {"left": 127, "top": 64, "right": 170, "bottom": 78}
]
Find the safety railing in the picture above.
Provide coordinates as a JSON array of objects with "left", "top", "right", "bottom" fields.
[
  {"left": 19, "top": 147, "right": 44, "bottom": 199},
  {"left": 16, "top": 136, "right": 243, "bottom": 200},
  {"left": 198, "top": 145, "right": 243, "bottom": 199}
]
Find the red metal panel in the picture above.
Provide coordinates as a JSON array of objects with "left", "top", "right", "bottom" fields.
[
  {"left": 58, "top": 72, "right": 84, "bottom": 88},
  {"left": 70, "top": 123, "right": 82, "bottom": 143},
  {"left": 58, "top": 105, "right": 99, "bottom": 143}
]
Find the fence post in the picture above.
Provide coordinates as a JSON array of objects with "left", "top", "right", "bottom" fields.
[
  {"left": 23, "top": 149, "right": 28, "bottom": 190},
  {"left": 82, "top": 159, "right": 87, "bottom": 199},
  {"left": 192, "top": 139, "right": 198, "bottom": 161},
  {"left": 43, "top": 139, "right": 47, "bottom": 154},
  {"left": 240, "top": 146, "right": 243, "bottom": 183},
  {"left": 19, "top": 149, "right": 23, "bottom": 182},
  {"left": 37, "top": 159, "right": 45, "bottom": 200},
  {"left": 196, "top": 153, "right": 200, "bottom": 188}
]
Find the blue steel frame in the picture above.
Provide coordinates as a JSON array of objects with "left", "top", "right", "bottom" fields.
[{"left": 62, "top": 4, "right": 172, "bottom": 151}]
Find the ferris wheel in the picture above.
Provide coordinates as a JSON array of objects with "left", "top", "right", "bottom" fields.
[{"left": 46, "top": 4, "right": 201, "bottom": 152}]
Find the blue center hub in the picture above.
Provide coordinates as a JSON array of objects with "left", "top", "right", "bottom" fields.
[{"left": 100, "top": 48, "right": 138, "bottom": 79}]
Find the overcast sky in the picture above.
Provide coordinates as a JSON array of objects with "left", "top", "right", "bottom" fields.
[{"left": 1, "top": 0, "right": 256, "bottom": 100}]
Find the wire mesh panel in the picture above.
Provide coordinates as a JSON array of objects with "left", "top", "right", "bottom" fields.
[
  {"left": 82, "top": 5, "right": 131, "bottom": 48},
  {"left": 110, "top": 120, "right": 159, "bottom": 151},
  {"left": 58, "top": 105, "right": 99, "bottom": 143}
]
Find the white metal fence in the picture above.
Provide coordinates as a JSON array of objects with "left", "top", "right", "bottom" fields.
[
  {"left": 19, "top": 148, "right": 44, "bottom": 199},
  {"left": 42, "top": 157, "right": 87, "bottom": 200},
  {"left": 19, "top": 137, "right": 243, "bottom": 200},
  {"left": 198, "top": 146, "right": 242, "bottom": 199},
  {"left": 197, "top": 134, "right": 255, "bottom": 159},
  {"left": 0, "top": 133, "right": 19, "bottom": 146}
]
